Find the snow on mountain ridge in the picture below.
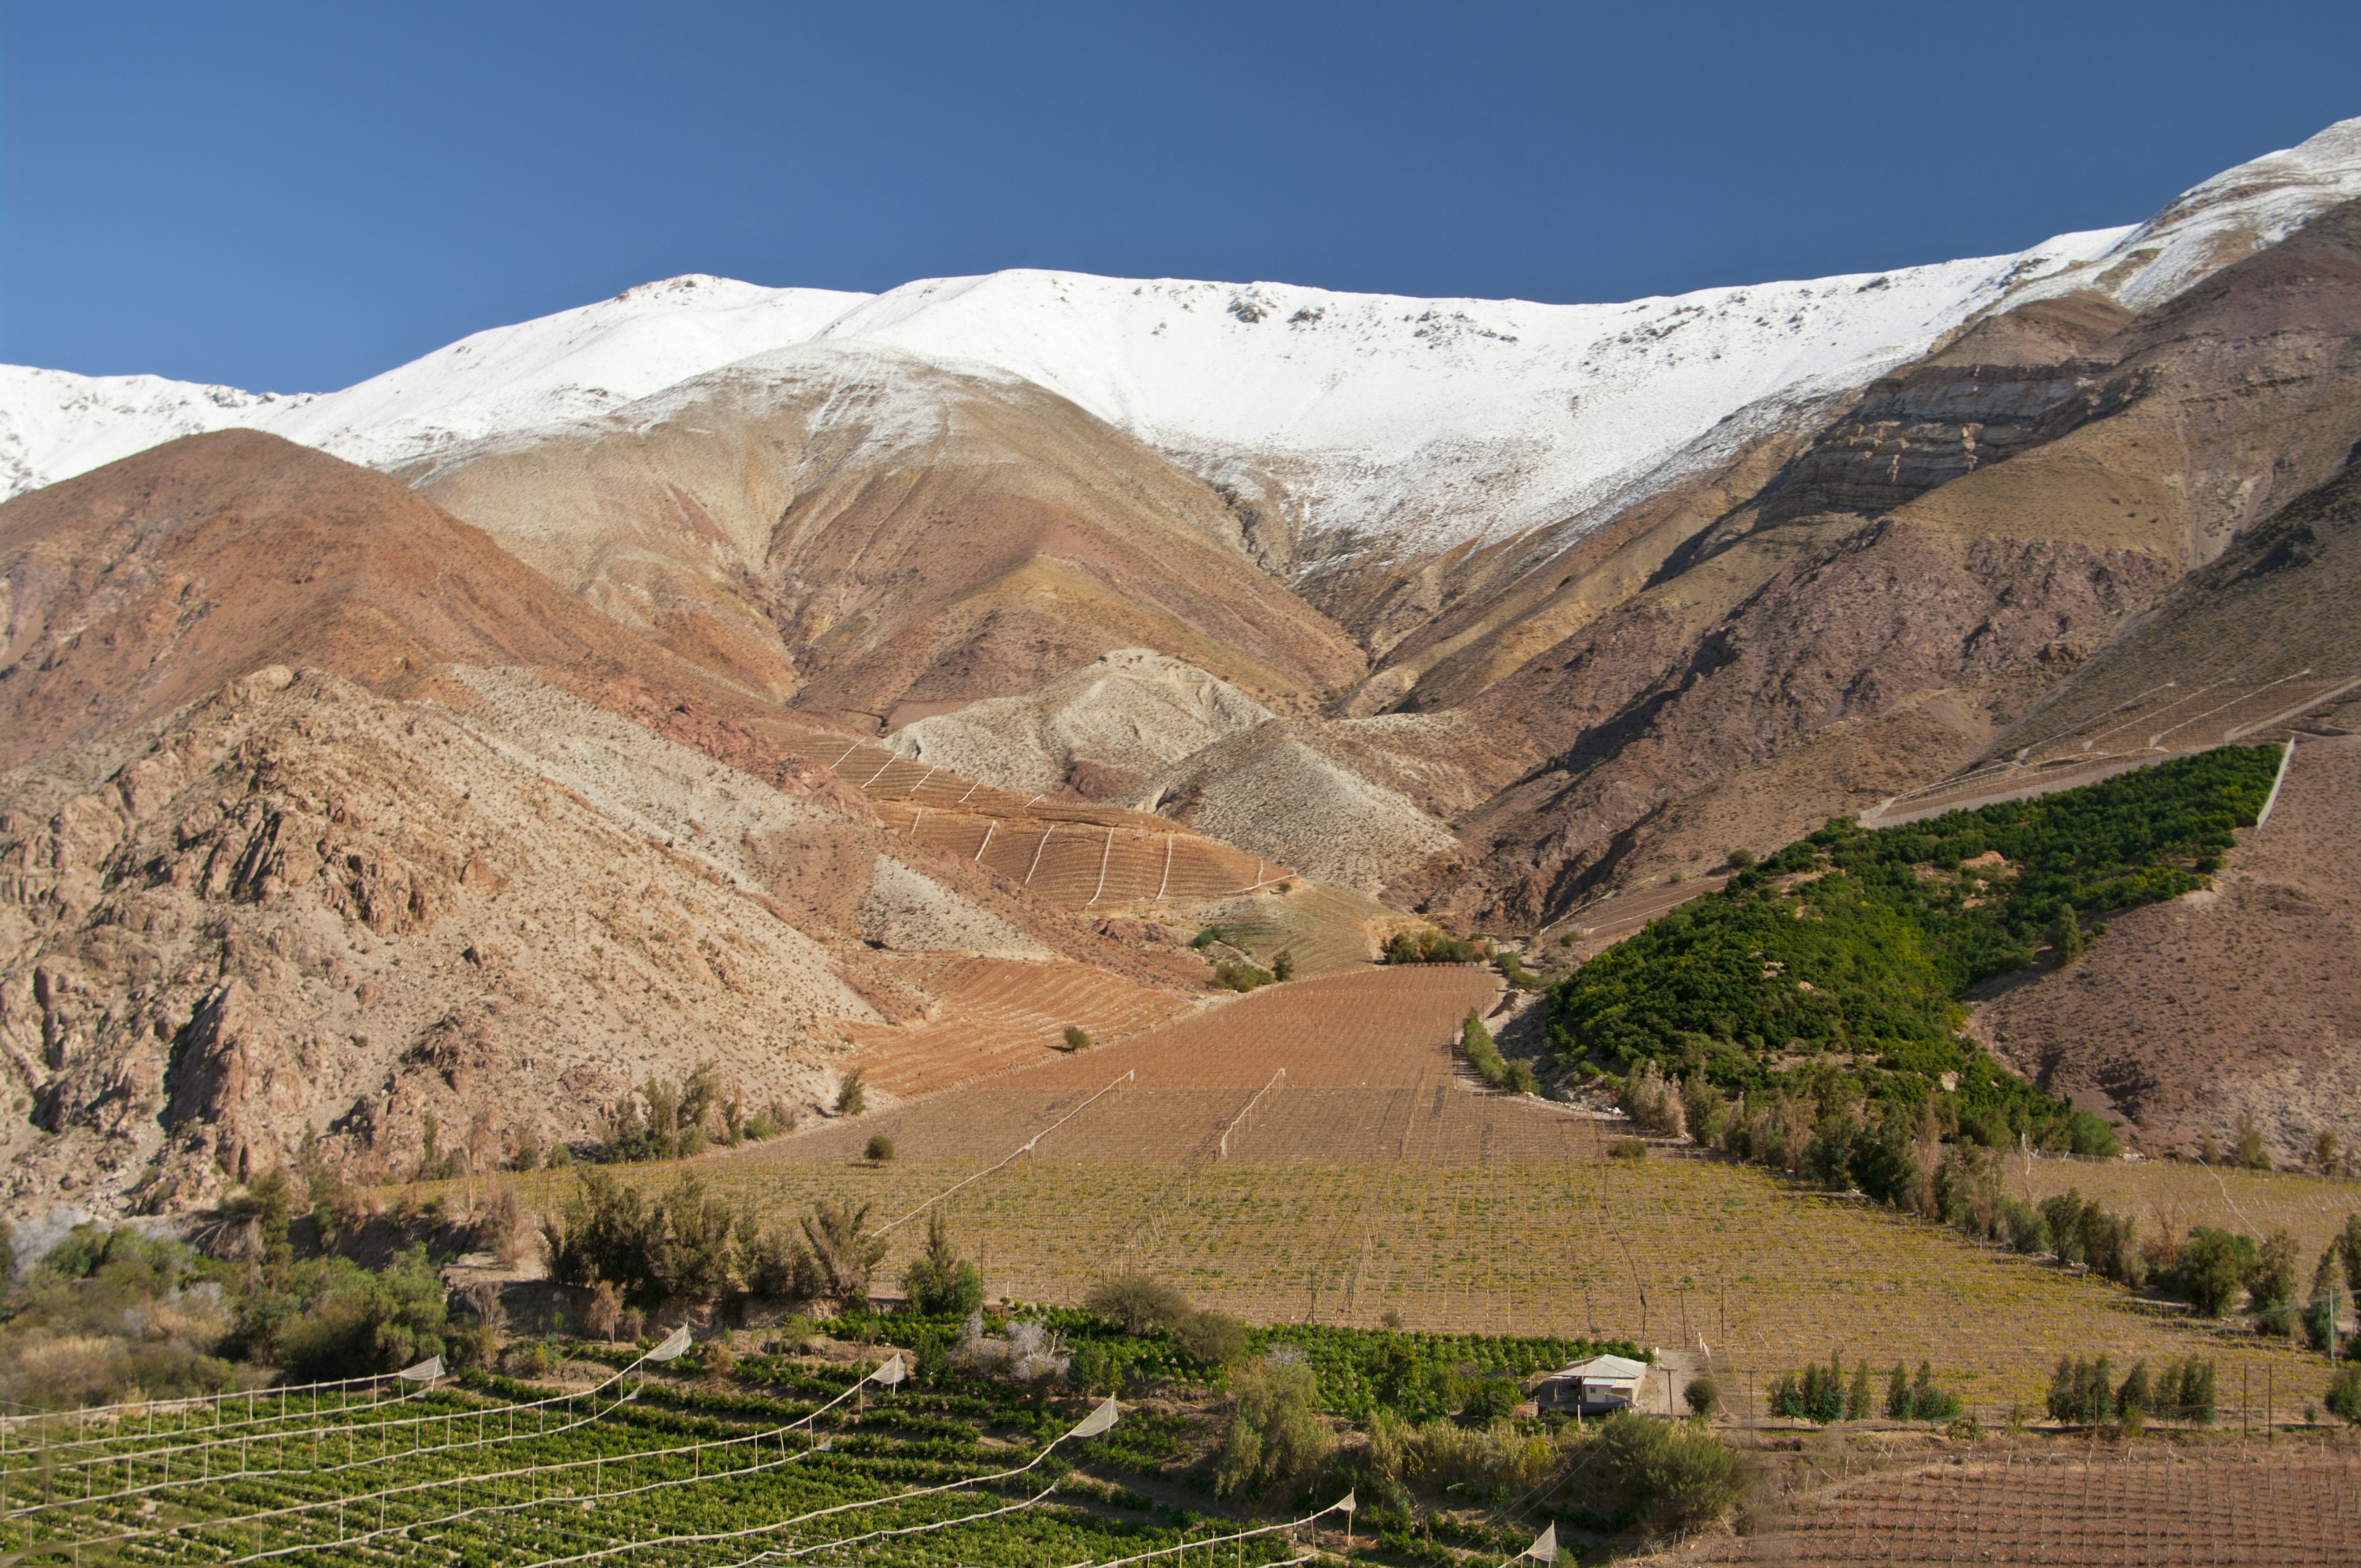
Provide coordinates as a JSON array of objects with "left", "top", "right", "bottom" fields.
[{"left": 6, "top": 116, "right": 2357, "bottom": 559}]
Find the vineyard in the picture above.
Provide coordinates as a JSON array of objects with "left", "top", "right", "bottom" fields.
[
  {"left": 575, "top": 971, "right": 2339, "bottom": 1412},
  {"left": 830, "top": 741, "right": 1294, "bottom": 912},
  {"left": 0, "top": 1340, "right": 1350, "bottom": 1567},
  {"left": 1688, "top": 1440, "right": 2361, "bottom": 1564},
  {"left": 843, "top": 957, "right": 1200, "bottom": 1100},
  {"left": 2016, "top": 1156, "right": 2361, "bottom": 1261}
]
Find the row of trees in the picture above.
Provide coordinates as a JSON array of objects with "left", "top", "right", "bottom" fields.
[
  {"left": 1768, "top": 1351, "right": 1961, "bottom": 1424},
  {"left": 2047, "top": 1356, "right": 2216, "bottom": 1427},
  {"left": 543, "top": 1170, "right": 984, "bottom": 1315}
]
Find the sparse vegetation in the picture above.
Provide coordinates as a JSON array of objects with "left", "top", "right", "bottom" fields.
[
  {"left": 1385, "top": 928, "right": 1482, "bottom": 965},
  {"left": 1459, "top": 1009, "right": 1510, "bottom": 1088}
]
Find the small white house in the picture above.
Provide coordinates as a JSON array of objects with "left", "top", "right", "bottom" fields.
[{"left": 1534, "top": 1354, "right": 1648, "bottom": 1415}]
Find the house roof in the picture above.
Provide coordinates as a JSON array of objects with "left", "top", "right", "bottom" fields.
[{"left": 1553, "top": 1355, "right": 1648, "bottom": 1382}]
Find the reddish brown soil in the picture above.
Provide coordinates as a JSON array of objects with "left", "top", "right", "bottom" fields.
[
  {"left": 0, "top": 430, "right": 857, "bottom": 779},
  {"left": 766, "top": 964, "right": 1589, "bottom": 1170}
]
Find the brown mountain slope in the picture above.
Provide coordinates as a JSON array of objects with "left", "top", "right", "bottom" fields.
[
  {"left": 400, "top": 345, "right": 1367, "bottom": 730},
  {"left": 0, "top": 434, "right": 1408, "bottom": 1219},
  {"left": 1388, "top": 199, "right": 2361, "bottom": 928},
  {"left": 0, "top": 429, "right": 749, "bottom": 771}
]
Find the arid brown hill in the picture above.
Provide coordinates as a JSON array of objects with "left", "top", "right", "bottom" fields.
[
  {"left": 400, "top": 346, "right": 1367, "bottom": 731},
  {"left": 0, "top": 435, "right": 1345, "bottom": 1218},
  {"left": 1966, "top": 455, "right": 2361, "bottom": 1164}
]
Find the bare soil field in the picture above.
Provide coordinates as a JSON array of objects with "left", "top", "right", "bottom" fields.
[
  {"left": 1690, "top": 1440, "right": 2361, "bottom": 1565},
  {"left": 842, "top": 955, "right": 1201, "bottom": 1099}
]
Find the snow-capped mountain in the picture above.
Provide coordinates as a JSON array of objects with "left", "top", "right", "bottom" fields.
[{"left": 6, "top": 117, "right": 2358, "bottom": 559}]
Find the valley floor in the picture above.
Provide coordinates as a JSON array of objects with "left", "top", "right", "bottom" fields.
[{"left": 596, "top": 967, "right": 2357, "bottom": 1414}]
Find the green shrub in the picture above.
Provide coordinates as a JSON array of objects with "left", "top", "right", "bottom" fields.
[
  {"left": 275, "top": 1247, "right": 448, "bottom": 1383},
  {"left": 1456, "top": 1375, "right": 1519, "bottom": 1425},
  {"left": 2327, "top": 1365, "right": 2361, "bottom": 1425},
  {"left": 1607, "top": 1138, "right": 1647, "bottom": 1162},
  {"left": 1685, "top": 1374, "right": 1720, "bottom": 1416},
  {"left": 2167, "top": 1229, "right": 2255, "bottom": 1316},
  {"left": 864, "top": 1134, "right": 896, "bottom": 1163},
  {"left": 1213, "top": 962, "right": 1273, "bottom": 993},
  {"left": 1384, "top": 929, "right": 1481, "bottom": 965},
  {"left": 1085, "top": 1272, "right": 1192, "bottom": 1335},
  {"left": 1062, "top": 1025, "right": 1092, "bottom": 1052},
  {"left": 1271, "top": 950, "right": 1295, "bottom": 982},
  {"left": 1174, "top": 1309, "right": 1249, "bottom": 1366},
  {"left": 1580, "top": 1414, "right": 1739, "bottom": 1536},
  {"left": 1191, "top": 925, "right": 1233, "bottom": 950},
  {"left": 834, "top": 1072, "right": 866, "bottom": 1118},
  {"left": 1460, "top": 1011, "right": 1509, "bottom": 1087}
]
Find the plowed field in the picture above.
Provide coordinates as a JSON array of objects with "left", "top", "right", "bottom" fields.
[
  {"left": 1691, "top": 1446, "right": 2361, "bottom": 1566},
  {"left": 843, "top": 956, "right": 1201, "bottom": 1099}
]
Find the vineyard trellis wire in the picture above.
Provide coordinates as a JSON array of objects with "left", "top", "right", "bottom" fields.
[
  {"left": 498, "top": 1393, "right": 1122, "bottom": 1568},
  {"left": 0, "top": 1327, "right": 691, "bottom": 1517},
  {"left": 50, "top": 1336, "right": 893, "bottom": 1562}
]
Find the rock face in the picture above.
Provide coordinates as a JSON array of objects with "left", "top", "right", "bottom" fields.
[
  {"left": 888, "top": 648, "right": 1274, "bottom": 800},
  {"left": 0, "top": 668, "right": 872, "bottom": 1211},
  {"left": 1383, "top": 197, "right": 2361, "bottom": 928}
]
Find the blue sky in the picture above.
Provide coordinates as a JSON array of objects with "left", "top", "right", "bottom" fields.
[{"left": 4, "top": 1, "right": 2357, "bottom": 393}]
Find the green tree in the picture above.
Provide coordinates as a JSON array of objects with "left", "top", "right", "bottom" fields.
[
  {"left": 2327, "top": 1365, "right": 2361, "bottom": 1426},
  {"left": 1062, "top": 1025, "right": 1092, "bottom": 1052},
  {"left": 902, "top": 1210, "right": 984, "bottom": 1317},
  {"left": 1270, "top": 950, "right": 1295, "bottom": 982},
  {"left": 834, "top": 1072, "right": 866, "bottom": 1118},
  {"left": 2233, "top": 1114, "right": 2269, "bottom": 1170},
  {"left": 2248, "top": 1229, "right": 2302, "bottom": 1315},
  {"left": 1582, "top": 1415, "right": 1741, "bottom": 1535},
  {"left": 1886, "top": 1363, "right": 1911, "bottom": 1420},
  {"left": 277, "top": 1248, "right": 449, "bottom": 1382},
  {"left": 1212, "top": 1357, "right": 1332, "bottom": 1498},
  {"left": 799, "top": 1198, "right": 887, "bottom": 1303},
  {"left": 1845, "top": 1359, "right": 1873, "bottom": 1420},
  {"left": 2168, "top": 1229, "right": 2253, "bottom": 1317},
  {"left": 2047, "top": 905, "right": 2083, "bottom": 966}
]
